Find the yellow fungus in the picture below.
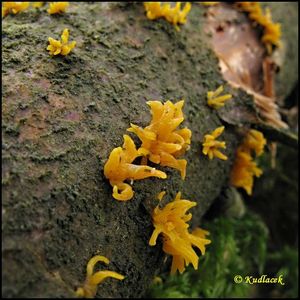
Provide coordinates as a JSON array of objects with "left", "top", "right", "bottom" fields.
[
  {"left": 241, "top": 129, "right": 266, "bottom": 157},
  {"left": 75, "top": 255, "right": 124, "bottom": 298},
  {"left": 47, "top": 1, "right": 68, "bottom": 14},
  {"left": 235, "top": 2, "right": 281, "bottom": 54},
  {"left": 230, "top": 149, "right": 262, "bottom": 195},
  {"left": 31, "top": 2, "right": 44, "bottom": 8},
  {"left": 144, "top": 2, "right": 191, "bottom": 31},
  {"left": 47, "top": 28, "right": 76, "bottom": 56},
  {"left": 201, "top": 2, "right": 220, "bottom": 6},
  {"left": 2, "top": 2, "right": 29, "bottom": 18},
  {"left": 235, "top": 2, "right": 262, "bottom": 21},
  {"left": 127, "top": 100, "right": 192, "bottom": 179},
  {"left": 230, "top": 129, "right": 266, "bottom": 195},
  {"left": 260, "top": 8, "right": 281, "bottom": 54},
  {"left": 207, "top": 85, "right": 232, "bottom": 109},
  {"left": 153, "top": 276, "right": 163, "bottom": 284},
  {"left": 149, "top": 192, "right": 211, "bottom": 274},
  {"left": 157, "top": 191, "right": 166, "bottom": 201},
  {"left": 202, "top": 126, "right": 228, "bottom": 160},
  {"left": 104, "top": 135, "right": 167, "bottom": 201}
]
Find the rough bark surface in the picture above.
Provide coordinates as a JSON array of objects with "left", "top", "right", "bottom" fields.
[{"left": 2, "top": 2, "right": 298, "bottom": 298}]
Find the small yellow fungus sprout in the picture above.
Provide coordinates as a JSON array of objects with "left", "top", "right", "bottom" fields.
[
  {"left": 76, "top": 255, "right": 124, "bottom": 298},
  {"left": 31, "top": 2, "right": 44, "bottom": 8},
  {"left": 47, "top": 1, "right": 69, "bottom": 14},
  {"left": 2, "top": 2, "right": 29, "bottom": 18},
  {"left": 202, "top": 126, "right": 228, "bottom": 160},
  {"left": 201, "top": 2, "right": 220, "bottom": 6},
  {"left": 153, "top": 276, "right": 163, "bottom": 284},
  {"left": 104, "top": 135, "right": 167, "bottom": 201},
  {"left": 230, "top": 129, "right": 266, "bottom": 195},
  {"left": 235, "top": 2, "right": 281, "bottom": 54},
  {"left": 260, "top": 8, "right": 281, "bottom": 54},
  {"left": 47, "top": 28, "right": 76, "bottom": 56},
  {"left": 149, "top": 192, "right": 211, "bottom": 274},
  {"left": 207, "top": 85, "right": 232, "bottom": 109},
  {"left": 128, "top": 100, "right": 192, "bottom": 179},
  {"left": 144, "top": 2, "right": 191, "bottom": 31},
  {"left": 157, "top": 191, "right": 166, "bottom": 201}
]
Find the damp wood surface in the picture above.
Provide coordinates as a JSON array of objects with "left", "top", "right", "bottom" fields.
[{"left": 2, "top": 2, "right": 298, "bottom": 298}]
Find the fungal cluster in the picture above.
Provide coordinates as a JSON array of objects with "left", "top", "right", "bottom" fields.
[
  {"left": 201, "top": 2, "right": 282, "bottom": 54},
  {"left": 127, "top": 100, "right": 192, "bottom": 179},
  {"left": 202, "top": 126, "right": 227, "bottom": 161},
  {"left": 47, "top": 28, "right": 76, "bottom": 56},
  {"left": 2, "top": 2, "right": 29, "bottom": 17},
  {"left": 235, "top": 2, "right": 281, "bottom": 54},
  {"left": 144, "top": 2, "right": 191, "bottom": 31},
  {"left": 207, "top": 85, "right": 232, "bottom": 109},
  {"left": 2, "top": 2, "right": 75, "bottom": 56},
  {"left": 2, "top": 2, "right": 69, "bottom": 17},
  {"left": 149, "top": 192, "right": 211, "bottom": 274},
  {"left": 230, "top": 129, "right": 266, "bottom": 195},
  {"left": 104, "top": 100, "right": 190, "bottom": 201},
  {"left": 104, "top": 134, "right": 167, "bottom": 201},
  {"left": 47, "top": 1, "right": 69, "bottom": 14}
]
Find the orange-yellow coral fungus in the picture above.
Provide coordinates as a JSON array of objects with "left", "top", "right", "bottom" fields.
[
  {"left": 149, "top": 192, "right": 211, "bottom": 274},
  {"left": 144, "top": 2, "right": 191, "bottom": 31},
  {"left": 48, "top": 1, "right": 69, "bottom": 14},
  {"left": 260, "top": 8, "right": 281, "bottom": 54},
  {"left": 127, "top": 100, "right": 192, "bottom": 179},
  {"left": 75, "top": 255, "right": 124, "bottom": 298},
  {"left": 235, "top": 2, "right": 281, "bottom": 54},
  {"left": 235, "top": 2, "right": 263, "bottom": 21},
  {"left": 104, "top": 135, "right": 167, "bottom": 201},
  {"left": 207, "top": 85, "right": 232, "bottom": 109},
  {"left": 230, "top": 149, "right": 262, "bottom": 195},
  {"left": 2, "top": 2, "right": 29, "bottom": 17},
  {"left": 47, "top": 28, "right": 76, "bottom": 56},
  {"left": 230, "top": 129, "right": 266, "bottom": 195},
  {"left": 202, "top": 126, "right": 228, "bottom": 160},
  {"left": 157, "top": 191, "right": 166, "bottom": 201},
  {"left": 32, "top": 2, "right": 45, "bottom": 8},
  {"left": 241, "top": 129, "right": 266, "bottom": 157},
  {"left": 201, "top": 2, "right": 220, "bottom": 6}
]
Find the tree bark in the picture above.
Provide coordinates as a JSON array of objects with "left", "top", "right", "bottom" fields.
[{"left": 2, "top": 2, "right": 298, "bottom": 298}]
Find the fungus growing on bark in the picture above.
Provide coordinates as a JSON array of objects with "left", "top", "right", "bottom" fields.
[
  {"left": 2, "top": 2, "right": 29, "bottom": 17},
  {"left": 128, "top": 100, "right": 191, "bottom": 179},
  {"left": 48, "top": 2, "right": 69, "bottom": 14},
  {"left": 75, "top": 255, "right": 124, "bottom": 298},
  {"left": 207, "top": 85, "right": 232, "bottom": 109},
  {"left": 235, "top": 2, "right": 281, "bottom": 54},
  {"left": 31, "top": 2, "right": 44, "bottom": 8},
  {"left": 104, "top": 135, "right": 167, "bottom": 201},
  {"left": 202, "top": 126, "right": 228, "bottom": 160},
  {"left": 201, "top": 2, "right": 219, "bottom": 6},
  {"left": 230, "top": 129, "right": 266, "bottom": 195},
  {"left": 149, "top": 192, "right": 211, "bottom": 274},
  {"left": 144, "top": 2, "right": 191, "bottom": 31},
  {"left": 47, "top": 28, "right": 76, "bottom": 56}
]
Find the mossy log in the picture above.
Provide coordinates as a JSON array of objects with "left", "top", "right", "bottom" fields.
[{"left": 2, "top": 2, "right": 298, "bottom": 298}]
